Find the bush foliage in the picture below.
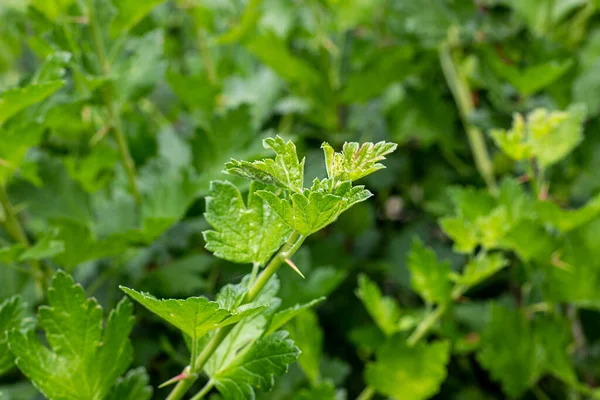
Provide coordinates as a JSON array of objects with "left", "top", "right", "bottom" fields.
[{"left": 2, "top": 1, "right": 600, "bottom": 399}]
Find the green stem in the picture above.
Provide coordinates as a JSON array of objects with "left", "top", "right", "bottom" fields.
[
  {"left": 439, "top": 36, "right": 497, "bottom": 194},
  {"left": 166, "top": 231, "right": 305, "bottom": 400},
  {"left": 356, "top": 386, "right": 375, "bottom": 400},
  {"left": 190, "top": 380, "right": 214, "bottom": 400},
  {"left": 0, "top": 186, "right": 46, "bottom": 292},
  {"left": 87, "top": 0, "right": 142, "bottom": 204},
  {"left": 407, "top": 304, "right": 448, "bottom": 347}
]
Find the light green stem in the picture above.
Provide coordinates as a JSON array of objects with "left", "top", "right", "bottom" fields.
[
  {"left": 407, "top": 304, "right": 448, "bottom": 347},
  {"left": 356, "top": 386, "right": 375, "bottom": 400},
  {"left": 87, "top": 0, "right": 142, "bottom": 204},
  {"left": 439, "top": 36, "right": 497, "bottom": 194},
  {"left": 166, "top": 231, "right": 305, "bottom": 400},
  {"left": 190, "top": 380, "right": 215, "bottom": 400}
]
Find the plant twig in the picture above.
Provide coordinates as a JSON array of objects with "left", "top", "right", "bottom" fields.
[
  {"left": 87, "top": 0, "right": 142, "bottom": 204},
  {"left": 439, "top": 31, "right": 497, "bottom": 194},
  {"left": 166, "top": 231, "right": 305, "bottom": 400}
]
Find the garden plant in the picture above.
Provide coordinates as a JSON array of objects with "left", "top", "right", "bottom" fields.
[{"left": 2, "top": 1, "right": 600, "bottom": 400}]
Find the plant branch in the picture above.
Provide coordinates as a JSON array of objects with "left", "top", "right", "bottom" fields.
[
  {"left": 439, "top": 33, "right": 497, "bottom": 194},
  {"left": 87, "top": 0, "right": 142, "bottom": 204},
  {"left": 166, "top": 231, "right": 305, "bottom": 400},
  {"left": 407, "top": 304, "right": 448, "bottom": 347}
]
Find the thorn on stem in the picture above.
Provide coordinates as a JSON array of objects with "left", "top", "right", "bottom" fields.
[
  {"left": 158, "top": 371, "right": 190, "bottom": 388},
  {"left": 285, "top": 258, "right": 305, "bottom": 279}
]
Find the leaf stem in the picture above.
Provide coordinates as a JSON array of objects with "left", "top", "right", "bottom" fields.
[
  {"left": 166, "top": 231, "right": 305, "bottom": 400},
  {"left": 87, "top": 0, "right": 142, "bottom": 204},
  {"left": 190, "top": 380, "right": 215, "bottom": 400},
  {"left": 439, "top": 32, "right": 497, "bottom": 194},
  {"left": 0, "top": 186, "right": 46, "bottom": 293},
  {"left": 356, "top": 386, "right": 375, "bottom": 400},
  {"left": 407, "top": 304, "right": 448, "bottom": 347}
]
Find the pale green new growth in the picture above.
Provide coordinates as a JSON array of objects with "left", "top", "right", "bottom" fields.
[
  {"left": 220, "top": 137, "right": 394, "bottom": 237},
  {"left": 225, "top": 136, "right": 305, "bottom": 193},
  {"left": 356, "top": 275, "right": 402, "bottom": 336},
  {"left": 322, "top": 141, "right": 397, "bottom": 182},
  {"left": 0, "top": 296, "right": 32, "bottom": 376},
  {"left": 212, "top": 331, "right": 300, "bottom": 399},
  {"left": 120, "top": 287, "right": 267, "bottom": 340},
  {"left": 365, "top": 337, "right": 450, "bottom": 400},
  {"left": 204, "top": 181, "right": 291, "bottom": 265},
  {"left": 491, "top": 104, "right": 586, "bottom": 168},
  {"left": 407, "top": 241, "right": 452, "bottom": 305},
  {"left": 8, "top": 271, "right": 145, "bottom": 400}
]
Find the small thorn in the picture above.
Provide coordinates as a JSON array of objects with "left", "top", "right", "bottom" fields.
[
  {"left": 285, "top": 258, "right": 305, "bottom": 278},
  {"left": 159, "top": 372, "right": 188, "bottom": 388}
]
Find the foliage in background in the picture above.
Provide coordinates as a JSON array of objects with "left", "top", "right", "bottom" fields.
[{"left": 2, "top": 0, "right": 600, "bottom": 399}]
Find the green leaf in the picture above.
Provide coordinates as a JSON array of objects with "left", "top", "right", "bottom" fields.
[
  {"left": 211, "top": 331, "right": 300, "bottom": 400},
  {"left": 0, "top": 296, "right": 32, "bottom": 376},
  {"left": 204, "top": 181, "right": 291, "bottom": 265},
  {"left": 536, "top": 193, "right": 600, "bottom": 232},
  {"left": 19, "top": 233, "right": 65, "bottom": 261},
  {"left": 225, "top": 136, "right": 305, "bottom": 193},
  {"left": 356, "top": 275, "right": 401, "bottom": 336},
  {"left": 407, "top": 240, "right": 452, "bottom": 305},
  {"left": 120, "top": 287, "right": 266, "bottom": 341},
  {"left": 106, "top": 367, "right": 152, "bottom": 400},
  {"left": 0, "top": 124, "right": 45, "bottom": 184},
  {"left": 0, "top": 80, "right": 64, "bottom": 126},
  {"left": 110, "top": 0, "right": 165, "bottom": 37},
  {"left": 365, "top": 336, "right": 450, "bottom": 400},
  {"left": 453, "top": 253, "right": 508, "bottom": 289},
  {"left": 491, "top": 104, "right": 587, "bottom": 168},
  {"left": 266, "top": 297, "right": 325, "bottom": 336},
  {"left": 321, "top": 141, "right": 397, "bottom": 182},
  {"left": 8, "top": 271, "right": 135, "bottom": 400},
  {"left": 258, "top": 189, "right": 352, "bottom": 236},
  {"left": 287, "top": 310, "right": 322, "bottom": 385},
  {"left": 477, "top": 304, "right": 576, "bottom": 397}
]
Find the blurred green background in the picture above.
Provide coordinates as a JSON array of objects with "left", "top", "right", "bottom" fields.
[{"left": 3, "top": 0, "right": 600, "bottom": 399}]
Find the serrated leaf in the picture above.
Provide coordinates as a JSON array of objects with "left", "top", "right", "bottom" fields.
[
  {"left": 536, "top": 193, "right": 600, "bottom": 233},
  {"left": 321, "top": 141, "right": 397, "bottom": 182},
  {"left": 110, "top": 0, "right": 165, "bottom": 37},
  {"left": 266, "top": 297, "right": 325, "bottom": 336},
  {"left": 293, "top": 380, "right": 336, "bottom": 400},
  {"left": 204, "top": 181, "right": 291, "bottom": 265},
  {"left": 211, "top": 331, "right": 300, "bottom": 400},
  {"left": 477, "top": 304, "right": 576, "bottom": 398},
  {"left": 120, "top": 287, "right": 266, "bottom": 341},
  {"left": 356, "top": 275, "right": 401, "bottom": 336},
  {"left": 257, "top": 190, "right": 344, "bottom": 236},
  {"left": 0, "top": 80, "right": 64, "bottom": 126},
  {"left": 225, "top": 135, "right": 305, "bottom": 193},
  {"left": 0, "top": 296, "right": 32, "bottom": 376},
  {"left": 106, "top": 367, "right": 153, "bottom": 400},
  {"left": 407, "top": 240, "right": 452, "bottom": 305},
  {"left": 8, "top": 271, "right": 135, "bottom": 400},
  {"left": 365, "top": 336, "right": 450, "bottom": 400}
]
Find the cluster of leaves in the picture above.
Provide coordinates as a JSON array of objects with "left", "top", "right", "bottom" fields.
[{"left": 3, "top": 0, "right": 600, "bottom": 400}]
